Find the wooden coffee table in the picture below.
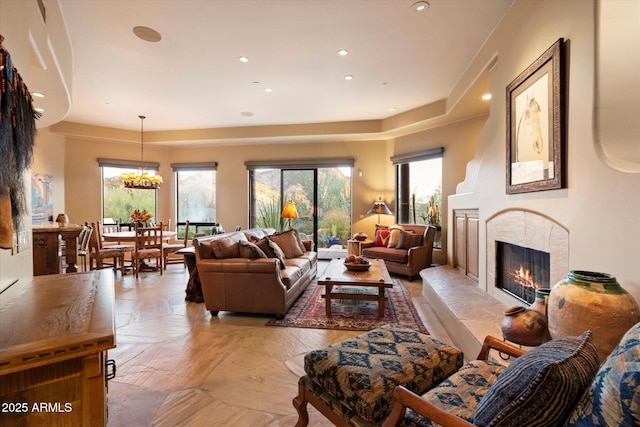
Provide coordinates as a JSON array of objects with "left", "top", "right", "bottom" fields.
[{"left": 318, "top": 258, "right": 393, "bottom": 317}]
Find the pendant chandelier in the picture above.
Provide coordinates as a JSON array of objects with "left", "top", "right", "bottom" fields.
[{"left": 121, "top": 115, "right": 163, "bottom": 189}]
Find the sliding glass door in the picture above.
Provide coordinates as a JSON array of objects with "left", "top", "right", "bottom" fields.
[{"left": 249, "top": 163, "right": 352, "bottom": 255}]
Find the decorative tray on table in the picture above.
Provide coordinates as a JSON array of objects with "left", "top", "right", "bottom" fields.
[{"left": 344, "top": 256, "right": 371, "bottom": 271}]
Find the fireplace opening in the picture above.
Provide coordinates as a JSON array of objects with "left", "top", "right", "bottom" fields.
[{"left": 496, "top": 241, "right": 550, "bottom": 304}]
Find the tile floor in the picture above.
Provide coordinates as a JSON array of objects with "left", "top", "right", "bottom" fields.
[{"left": 106, "top": 261, "right": 454, "bottom": 426}]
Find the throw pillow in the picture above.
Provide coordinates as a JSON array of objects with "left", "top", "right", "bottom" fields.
[
  {"left": 255, "top": 237, "right": 286, "bottom": 269},
  {"left": 396, "top": 230, "right": 415, "bottom": 249},
  {"left": 388, "top": 228, "right": 401, "bottom": 248},
  {"left": 268, "top": 229, "right": 304, "bottom": 258},
  {"left": 211, "top": 233, "right": 247, "bottom": 259},
  {"left": 243, "top": 228, "right": 267, "bottom": 242},
  {"left": 473, "top": 331, "right": 600, "bottom": 427},
  {"left": 198, "top": 240, "right": 216, "bottom": 259},
  {"left": 238, "top": 240, "right": 268, "bottom": 259},
  {"left": 374, "top": 229, "right": 390, "bottom": 247},
  {"left": 565, "top": 322, "right": 640, "bottom": 427}
]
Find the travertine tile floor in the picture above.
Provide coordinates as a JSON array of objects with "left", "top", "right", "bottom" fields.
[{"left": 106, "top": 261, "right": 453, "bottom": 427}]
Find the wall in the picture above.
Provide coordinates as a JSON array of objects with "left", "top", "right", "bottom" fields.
[
  {"left": 449, "top": 0, "right": 640, "bottom": 302},
  {"left": 62, "top": 137, "right": 396, "bottom": 241},
  {"left": 394, "top": 115, "right": 486, "bottom": 265}
]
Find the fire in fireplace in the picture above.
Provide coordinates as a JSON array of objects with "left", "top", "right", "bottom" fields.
[{"left": 496, "top": 241, "right": 550, "bottom": 304}]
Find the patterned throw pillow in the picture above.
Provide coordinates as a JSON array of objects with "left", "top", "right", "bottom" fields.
[
  {"left": 374, "top": 229, "right": 390, "bottom": 247},
  {"left": 238, "top": 240, "right": 267, "bottom": 259},
  {"left": 565, "top": 322, "right": 640, "bottom": 427},
  {"left": 473, "top": 331, "right": 600, "bottom": 427}
]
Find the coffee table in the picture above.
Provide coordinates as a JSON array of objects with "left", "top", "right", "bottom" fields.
[{"left": 318, "top": 258, "right": 393, "bottom": 317}]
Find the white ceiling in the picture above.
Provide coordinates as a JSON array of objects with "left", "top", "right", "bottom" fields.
[{"left": 52, "top": 0, "right": 513, "bottom": 134}]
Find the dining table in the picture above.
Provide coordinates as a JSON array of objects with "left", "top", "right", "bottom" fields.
[{"left": 102, "top": 230, "right": 176, "bottom": 244}]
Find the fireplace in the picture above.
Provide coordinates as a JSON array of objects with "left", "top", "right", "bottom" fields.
[
  {"left": 496, "top": 242, "right": 550, "bottom": 304},
  {"left": 486, "top": 209, "right": 569, "bottom": 307}
]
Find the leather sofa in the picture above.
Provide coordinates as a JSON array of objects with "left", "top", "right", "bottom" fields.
[
  {"left": 193, "top": 228, "right": 317, "bottom": 318},
  {"left": 361, "top": 224, "right": 436, "bottom": 281}
]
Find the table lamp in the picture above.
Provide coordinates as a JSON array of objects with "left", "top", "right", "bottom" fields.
[
  {"left": 367, "top": 197, "right": 392, "bottom": 225},
  {"left": 281, "top": 200, "right": 299, "bottom": 230}
]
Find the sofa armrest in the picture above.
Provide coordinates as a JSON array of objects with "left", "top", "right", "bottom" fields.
[
  {"left": 382, "top": 386, "right": 474, "bottom": 427},
  {"left": 302, "top": 240, "right": 314, "bottom": 251}
]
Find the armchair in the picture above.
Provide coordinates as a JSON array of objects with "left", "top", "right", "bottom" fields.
[{"left": 382, "top": 331, "right": 603, "bottom": 427}]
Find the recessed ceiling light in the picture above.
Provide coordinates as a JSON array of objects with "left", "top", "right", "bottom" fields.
[
  {"left": 239, "top": 56, "right": 249, "bottom": 63},
  {"left": 389, "top": 107, "right": 396, "bottom": 111},
  {"left": 344, "top": 75, "right": 354, "bottom": 81},
  {"left": 34, "top": 107, "right": 44, "bottom": 113},
  {"left": 482, "top": 93, "right": 492, "bottom": 100},
  {"left": 265, "top": 88, "right": 273, "bottom": 93},
  {"left": 240, "top": 112, "right": 254, "bottom": 117},
  {"left": 32, "top": 92, "right": 45, "bottom": 98},
  {"left": 411, "top": 1, "right": 430, "bottom": 13},
  {"left": 132, "top": 26, "right": 162, "bottom": 42},
  {"left": 338, "top": 49, "right": 348, "bottom": 56}
]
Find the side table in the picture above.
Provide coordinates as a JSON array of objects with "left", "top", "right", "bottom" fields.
[{"left": 347, "top": 239, "right": 373, "bottom": 257}]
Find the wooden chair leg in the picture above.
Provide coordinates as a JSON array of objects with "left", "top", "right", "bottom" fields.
[{"left": 293, "top": 382, "right": 310, "bottom": 427}]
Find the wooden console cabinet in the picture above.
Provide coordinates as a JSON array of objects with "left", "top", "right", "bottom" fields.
[
  {"left": 454, "top": 209, "right": 479, "bottom": 280},
  {"left": 32, "top": 223, "right": 84, "bottom": 275},
  {"left": 0, "top": 271, "right": 116, "bottom": 426}
]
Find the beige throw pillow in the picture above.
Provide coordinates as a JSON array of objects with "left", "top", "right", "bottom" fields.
[{"left": 268, "top": 229, "right": 305, "bottom": 258}]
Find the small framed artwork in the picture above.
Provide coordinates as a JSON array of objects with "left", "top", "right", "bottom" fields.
[{"left": 506, "top": 38, "right": 565, "bottom": 194}]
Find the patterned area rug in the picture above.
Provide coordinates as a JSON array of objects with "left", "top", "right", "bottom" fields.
[{"left": 266, "top": 279, "right": 428, "bottom": 333}]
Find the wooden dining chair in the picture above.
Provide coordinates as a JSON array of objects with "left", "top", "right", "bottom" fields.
[
  {"left": 89, "top": 222, "right": 127, "bottom": 274},
  {"left": 96, "top": 220, "right": 134, "bottom": 267},
  {"left": 132, "top": 223, "right": 163, "bottom": 278},
  {"left": 77, "top": 223, "right": 93, "bottom": 272},
  {"left": 163, "top": 220, "right": 190, "bottom": 269}
]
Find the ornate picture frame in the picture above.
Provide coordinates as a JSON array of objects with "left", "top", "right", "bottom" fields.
[{"left": 506, "top": 38, "right": 565, "bottom": 194}]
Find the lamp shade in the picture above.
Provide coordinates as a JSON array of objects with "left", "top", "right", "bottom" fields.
[
  {"left": 367, "top": 197, "right": 392, "bottom": 224},
  {"left": 281, "top": 201, "right": 299, "bottom": 219}
]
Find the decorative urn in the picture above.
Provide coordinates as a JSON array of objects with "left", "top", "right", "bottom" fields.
[{"left": 547, "top": 270, "right": 640, "bottom": 362}]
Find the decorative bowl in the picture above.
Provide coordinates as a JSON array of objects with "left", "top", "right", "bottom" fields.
[
  {"left": 344, "top": 260, "right": 371, "bottom": 271},
  {"left": 353, "top": 232, "right": 368, "bottom": 241}
]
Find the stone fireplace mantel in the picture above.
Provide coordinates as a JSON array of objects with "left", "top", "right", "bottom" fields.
[{"left": 487, "top": 209, "right": 569, "bottom": 307}]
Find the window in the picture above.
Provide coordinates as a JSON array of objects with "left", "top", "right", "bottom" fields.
[
  {"left": 392, "top": 148, "right": 443, "bottom": 248},
  {"left": 246, "top": 159, "right": 353, "bottom": 256},
  {"left": 100, "top": 164, "right": 157, "bottom": 225},
  {"left": 172, "top": 162, "right": 217, "bottom": 237}
]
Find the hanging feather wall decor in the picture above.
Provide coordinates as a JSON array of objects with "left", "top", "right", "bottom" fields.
[{"left": 0, "top": 34, "right": 41, "bottom": 250}]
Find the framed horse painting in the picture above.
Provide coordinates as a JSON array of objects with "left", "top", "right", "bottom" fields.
[{"left": 506, "top": 38, "right": 566, "bottom": 194}]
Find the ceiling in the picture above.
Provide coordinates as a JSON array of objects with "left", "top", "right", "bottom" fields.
[{"left": 42, "top": 0, "right": 513, "bottom": 142}]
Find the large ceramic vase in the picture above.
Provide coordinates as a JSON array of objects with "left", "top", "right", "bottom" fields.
[
  {"left": 500, "top": 305, "right": 551, "bottom": 347},
  {"left": 547, "top": 270, "right": 640, "bottom": 362}
]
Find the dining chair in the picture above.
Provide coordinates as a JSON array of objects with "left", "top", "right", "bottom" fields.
[
  {"left": 96, "top": 220, "right": 134, "bottom": 267},
  {"left": 132, "top": 223, "right": 164, "bottom": 278},
  {"left": 77, "top": 223, "right": 93, "bottom": 272},
  {"left": 89, "top": 222, "right": 127, "bottom": 274},
  {"left": 163, "top": 220, "right": 190, "bottom": 269}
]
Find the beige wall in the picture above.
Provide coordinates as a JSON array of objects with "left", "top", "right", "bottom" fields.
[
  {"left": 449, "top": 0, "right": 640, "bottom": 302},
  {"left": 394, "top": 115, "right": 487, "bottom": 264},
  {"left": 62, "top": 137, "right": 399, "bottom": 241}
]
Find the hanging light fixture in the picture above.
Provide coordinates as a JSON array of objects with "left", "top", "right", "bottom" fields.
[{"left": 121, "top": 115, "right": 163, "bottom": 189}]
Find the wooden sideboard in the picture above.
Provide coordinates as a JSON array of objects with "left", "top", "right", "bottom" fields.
[
  {"left": 32, "top": 222, "right": 84, "bottom": 276},
  {"left": 0, "top": 271, "right": 116, "bottom": 426}
]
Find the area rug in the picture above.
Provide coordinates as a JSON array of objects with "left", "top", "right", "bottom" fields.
[{"left": 266, "top": 279, "right": 428, "bottom": 333}]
